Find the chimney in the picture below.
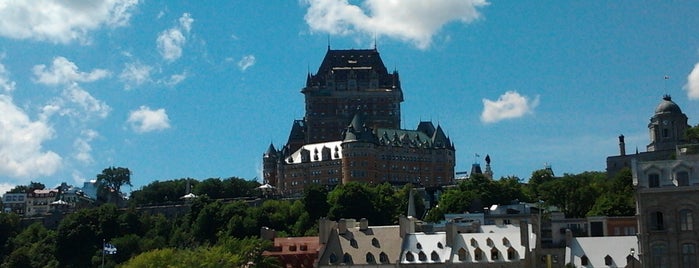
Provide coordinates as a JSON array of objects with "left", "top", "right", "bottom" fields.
[
  {"left": 359, "top": 218, "right": 369, "bottom": 231},
  {"left": 619, "top": 135, "right": 626, "bottom": 156},
  {"left": 519, "top": 220, "right": 530, "bottom": 252},
  {"left": 446, "top": 222, "right": 457, "bottom": 247},
  {"left": 338, "top": 219, "right": 348, "bottom": 235}
]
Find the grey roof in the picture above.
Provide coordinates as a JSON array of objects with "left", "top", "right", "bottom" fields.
[{"left": 655, "top": 95, "right": 682, "bottom": 114}]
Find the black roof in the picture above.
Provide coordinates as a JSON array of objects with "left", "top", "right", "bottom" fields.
[{"left": 307, "top": 48, "right": 400, "bottom": 89}]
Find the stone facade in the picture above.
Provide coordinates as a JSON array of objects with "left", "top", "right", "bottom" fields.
[{"left": 632, "top": 148, "right": 699, "bottom": 268}]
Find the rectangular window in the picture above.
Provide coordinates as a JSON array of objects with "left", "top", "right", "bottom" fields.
[{"left": 649, "top": 174, "right": 660, "bottom": 188}]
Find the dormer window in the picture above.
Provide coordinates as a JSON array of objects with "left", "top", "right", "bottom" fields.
[{"left": 649, "top": 173, "right": 660, "bottom": 188}]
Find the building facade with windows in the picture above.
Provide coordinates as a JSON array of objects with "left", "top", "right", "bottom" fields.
[
  {"left": 631, "top": 145, "right": 699, "bottom": 268},
  {"left": 263, "top": 48, "right": 455, "bottom": 196}
]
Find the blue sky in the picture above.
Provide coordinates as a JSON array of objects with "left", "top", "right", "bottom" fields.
[{"left": 1, "top": 1, "right": 699, "bottom": 193}]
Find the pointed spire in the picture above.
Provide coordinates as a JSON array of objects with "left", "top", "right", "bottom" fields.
[
  {"left": 432, "top": 125, "right": 448, "bottom": 147},
  {"left": 264, "top": 143, "right": 277, "bottom": 157}
]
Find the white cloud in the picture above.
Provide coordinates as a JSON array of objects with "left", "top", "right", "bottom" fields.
[
  {"left": 0, "top": 62, "right": 16, "bottom": 93},
  {"left": 303, "top": 0, "right": 488, "bottom": 49},
  {"left": 179, "top": 13, "right": 194, "bottom": 33},
  {"left": 119, "top": 62, "right": 153, "bottom": 89},
  {"left": 481, "top": 91, "right": 540, "bottom": 123},
  {"left": 62, "top": 83, "right": 112, "bottom": 120},
  {"left": 0, "top": 0, "right": 139, "bottom": 44},
  {"left": 33, "top": 57, "right": 110, "bottom": 85},
  {"left": 127, "top": 106, "right": 171, "bottom": 133},
  {"left": 0, "top": 61, "right": 62, "bottom": 179},
  {"left": 157, "top": 29, "right": 185, "bottom": 61},
  {"left": 73, "top": 129, "right": 99, "bottom": 164},
  {"left": 0, "top": 94, "right": 62, "bottom": 178},
  {"left": 163, "top": 72, "right": 187, "bottom": 86},
  {"left": 0, "top": 183, "right": 15, "bottom": 195},
  {"left": 157, "top": 13, "right": 194, "bottom": 62},
  {"left": 684, "top": 62, "right": 699, "bottom": 100},
  {"left": 237, "top": 55, "right": 256, "bottom": 71}
]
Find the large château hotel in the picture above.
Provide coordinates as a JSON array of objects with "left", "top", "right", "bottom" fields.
[{"left": 263, "top": 48, "right": 456, "bottom": 196}]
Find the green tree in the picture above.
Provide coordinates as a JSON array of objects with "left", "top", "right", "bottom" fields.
[
  {"left": 327, "top": 182, "right": 381, "bottom": 223},
  {"left": 588, "top": 168, "right": 635, "bottom": 216},
  {"left": 7, "top": 181, "right": 45, "bottom": 194},
  {"left": 525, "top": 168, "right": 555, "bottom": 200},
  {"left": 0, "top": 213, "right": 21, "bottom": 260},
  {"left": 194, "top": 178, "right": 226, "bottom": 199},
  {"left": 96, "top": 167, "right": 132, "bottom": 204},
  {"left": 2, "top": 223, "right": 58, "bottom": 268},
  {"left": 303, "top": 184, "right": 330, "bottom": 221},
  {"left": 538, "top": 171, "right": 605, "bottom": 218},
  {"left": 129, "top": 178, "right": 197, "bottom": 205}
]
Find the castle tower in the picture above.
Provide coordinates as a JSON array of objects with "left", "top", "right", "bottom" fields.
[{"left": 302, "top": 48, "right": 403, "bottom": 144}]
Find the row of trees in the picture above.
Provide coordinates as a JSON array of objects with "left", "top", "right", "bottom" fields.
[
  {"left": 426, "top": 168, "right": 635, "bottom": 221},
  {"left": 0, "top": 166, "right": 635, "bottom": 267}
]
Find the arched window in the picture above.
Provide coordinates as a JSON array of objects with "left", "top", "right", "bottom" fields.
[
  {"left": 651, "top": 244, "right": 668, "bottom": 268},
  {"left": 649, "top": 173, "right": 660, "bottom": 188},
  {"left": 680, "top": 209, "right": 694, "bottom": 231},
  {"left": 431, "top": 251, "right": 440, "bottom": 261},
  {"left": 437, "top": 242, "right": 443, "bottom": 249},
  {"left": 350, "top": 238, "right": 358, "bottom": 248},
  {"left": 329, "top": 253, "right": 338, "bottom": 264},
  {"left": 418, "top": 251, "right": 427, "bottom": 261},
  {"left": 581, "top": 255, "right": 589, "bottom": 266},
  {"left": 366, "top": 252, "right": 375, "bottom": 264},
  {"left": 458, "top": 248, "right": 467, "bottom": 261},
  {"left": 343, "top": 253, "right": 353, "bottom": 264},
  {"left": 651, "top": 211, "right": 665, "bottom": 230},
  {"left": 379, "top": 252, "right": 389, "bottom": 264},
  {"left": 677, "top": 171, "right": 690, "bottom": 186},
  {"left": 471, "top": 238, "right": 478, "bottom": 247},
  {"left": 682, "top": 243, "right": 697, "bottom": 268},
  {"left": 406, "top": 252, "right": 415, "bottom": 262},
  {"left": 416, "top": 242, "right": 422, "bottom": 250}
]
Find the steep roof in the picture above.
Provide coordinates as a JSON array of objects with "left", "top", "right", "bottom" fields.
[
  {"left": 318, "top": 225, "right": 402, "bottom": 265},
  {"left": 307, "top": 48, "right": 400, "bottom": 89}
]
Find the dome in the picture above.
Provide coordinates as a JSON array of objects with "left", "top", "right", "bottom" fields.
[{"left": 655, "top": 95, "right": 682, "bottom": 114}]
